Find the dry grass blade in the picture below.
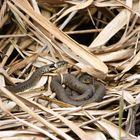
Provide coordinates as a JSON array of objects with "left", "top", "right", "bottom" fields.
[
  {"left": 89, "top": 9, "right": 131, "bottom": 48},
  {"left": 8, "top": 54, "right": 38, "bottom": 74},
  {"left": 56, "top": 0, "right": 93, "bottom": 21},
  {"left": 96, "top": 48, "right": 133, "bottom": 62},
  {"left": 121, "top": 49, "right": 140, "bottom": 74},
  {"left": 95, "top": 119, "right": 127, "bottom": 140}
]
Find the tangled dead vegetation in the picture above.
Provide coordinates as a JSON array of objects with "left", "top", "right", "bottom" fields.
[{"left": 0, "top": 0, "right": 140, "bottom": 139}]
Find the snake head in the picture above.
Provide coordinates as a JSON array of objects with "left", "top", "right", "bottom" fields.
[
  {"left": 53, "top": 61, "right": 68, "bottom": 69},
  {"left": 78, "top": 73, "right": 94, "bottom": 84}
]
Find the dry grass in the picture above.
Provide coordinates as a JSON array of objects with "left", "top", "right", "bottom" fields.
[{"left": 0, "top": 0, "right": 140, "bottom": 139}]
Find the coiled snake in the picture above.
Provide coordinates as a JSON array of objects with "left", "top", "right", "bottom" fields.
[{"left": 50, "top": 73, "right": 105, "bottom": 106}]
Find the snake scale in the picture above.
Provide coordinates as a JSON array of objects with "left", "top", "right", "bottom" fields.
[{"left": 5, "top": 61, "right": 106, "bottom": 106}]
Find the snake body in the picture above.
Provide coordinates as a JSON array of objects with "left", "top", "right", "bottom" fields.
[
  {"left": 6, "top": 61, "right": 67, "bottom": 93},
  {"left": 65, "top": 74, "right": 95, "bottom": 101},
  {"left": 66, "top": 73, "right": 96, "bottom": 101},
  {"left": 50, "top": 74, "right": 106, "bottom": 106}
]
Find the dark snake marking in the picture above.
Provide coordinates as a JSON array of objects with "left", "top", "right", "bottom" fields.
[
  {"left": 6, "top": 61, "right": 67, "bottom": 93},
  {"left": 50, "top": 74, "right": 106, "bottom": 106}
]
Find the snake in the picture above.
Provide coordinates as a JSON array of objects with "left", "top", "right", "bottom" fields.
[
  {"left": 6, "top": 61, "right": 67, "bottom": 93},
  {"left": 5, "top": 61, "right": 105, "bottom": 106},
  {"left": 50, "top": 73, "right": 106, "bottom": 106}
]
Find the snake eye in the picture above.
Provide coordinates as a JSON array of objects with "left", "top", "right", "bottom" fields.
[{"left": 50, "top": 64, "right": 55, "bottom": 68}]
